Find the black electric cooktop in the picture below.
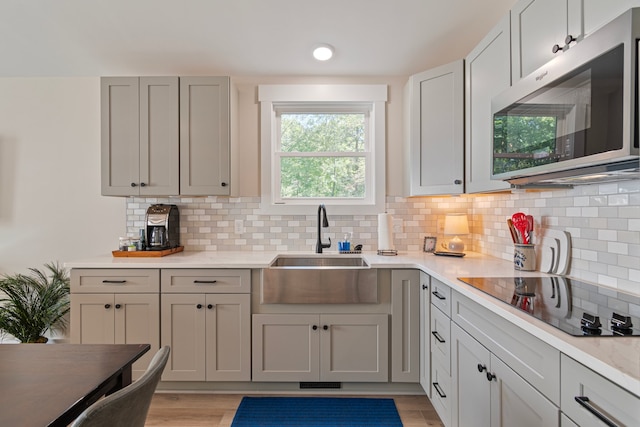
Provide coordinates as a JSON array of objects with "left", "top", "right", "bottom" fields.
[{"left": 457, "top": 276, "right": 640, "bottom": 337}]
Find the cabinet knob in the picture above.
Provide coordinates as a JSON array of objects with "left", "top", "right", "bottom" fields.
[
  {"left": 312, "top": 325, "right": 318, "bottom": 330},
  {"left": 115, "top": 304, "right": 121, "bottom": 309},
  {"left": 140, "top": 182, "right": 146, "bottom": 187},
  {"left": 477, "top": 364, "right": 487, "bottom": 373},
  {"left": 454, "top": 179, "right": 462, "bottom": 185},
  {"left": 552, "top": 43, "right": 565, "bottom": 53},
  {"left": 486, "top": 372, "right": 496, "bottom": 381},
  {"left": 196, "top": 304, "right": 203, "bottom": 309},
  {"left": 130, "top": 183, "right": 137, "bottom": 187},
  {"left": 323, "top": 325, "right": 329, "bottom": 330},
  {"left": 221, "top": 182, "right": 228, "bottom": 187},
  {"left": 565, "top": 34, "right": 576, "bottom": 45},
  {"left": 422, "top": 284, "right": 428, "bottom": 290},
  {"left": 207, "top": 304, "right": 214, "bottom": 309},
  {"left": 104, "top": 304, "right": 111, "bottom": 309}
]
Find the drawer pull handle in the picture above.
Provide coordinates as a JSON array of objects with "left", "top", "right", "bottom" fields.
[
  {"left": 432, "top": 290, "right": 446, "bottom": 300},
  {"left": 431, "top": 331, "right": 446, "bottom": 343},
  {"left": 432, "top": 382, "right": 446, "bottom": 398},
  {"left": 194, "top": 280, "right": 218, "bottom": 284},
  {"left": 102, "top": 280, "right": 126, "bottom": 284},
  {"left": 575, "top": 396, "right": 620, "bottom": 427}
]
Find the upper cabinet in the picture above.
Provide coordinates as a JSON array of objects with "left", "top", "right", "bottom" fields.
[
  {"left": 465, "top": 14, "right": 512, "bottom": 194},
  {"left": 511, "top": 0, "right": 583, "bottom": 83},
  {"left": 405, "top": 60, "right": 464, "bottom": 196},
  {"left": 583, "top": 0, "right": 640, "bottom": 36},
  {"left": 101, "top": 76, "right": 233, "bottom": 197},
  {"left": 101, "top": 77, "right": 179, "bottom": 196}
]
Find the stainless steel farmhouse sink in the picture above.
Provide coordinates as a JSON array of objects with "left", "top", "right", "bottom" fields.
[{"left": 261, "top": 255, "right": 378, "bottom": 304}]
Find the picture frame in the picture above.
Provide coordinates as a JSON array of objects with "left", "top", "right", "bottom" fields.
[{"left": 423, "top": 236, "right": 437, "bottom": 253}]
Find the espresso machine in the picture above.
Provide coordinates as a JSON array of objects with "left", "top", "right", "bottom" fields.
[{"left": 145, "top": 204, "right": 180, "bottom": 250}]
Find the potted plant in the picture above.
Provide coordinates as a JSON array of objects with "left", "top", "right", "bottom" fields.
[{"left": 0, "top": 262, "right": 70, "bottom": 343}]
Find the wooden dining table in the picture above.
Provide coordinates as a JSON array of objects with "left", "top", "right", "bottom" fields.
[{"left": 0, "top": 343, "right": 150, "bottom": 427}]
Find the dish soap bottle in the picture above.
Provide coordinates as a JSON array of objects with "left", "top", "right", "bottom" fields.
[{"left": 339, "top": 233, "right": 351, "bottom": 252}]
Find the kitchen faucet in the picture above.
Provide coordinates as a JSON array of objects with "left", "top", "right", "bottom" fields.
[{"left": 316, "top": 204, "right": 331, "bottom": 253}]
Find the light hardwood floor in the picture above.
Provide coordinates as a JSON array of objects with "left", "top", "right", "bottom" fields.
[{"left": 146, "top": 393, "right": 444, "bottom": 427}]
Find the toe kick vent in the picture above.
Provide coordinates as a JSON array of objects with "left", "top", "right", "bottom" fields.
[{"left": 300, "top": 382, "right": 342, "bottom": 389}]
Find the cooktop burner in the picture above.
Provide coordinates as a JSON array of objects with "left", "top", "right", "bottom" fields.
[{"left": 457, "top": 276, "right": 640, "bottom": 337}]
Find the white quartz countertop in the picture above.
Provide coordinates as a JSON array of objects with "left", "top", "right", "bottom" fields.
[{"left": 66, "top": 250, "right": 640, "bottom": 397}]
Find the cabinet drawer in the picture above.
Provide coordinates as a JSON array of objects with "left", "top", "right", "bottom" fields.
[
  {"left": 431, "top": 358, "right": 452, "bottom": 427},
  {"left": 161, "top": 269, "right": 250, "bottom": 293},
  {"left": 561, "top": 354, "right": 640, "bottom": 427},
  {"left": 452, "top": 291, "right": 560, "bottom": 404},
  {"left": 430, "top": 278, "right": 451, "bottom": 317},
  {"left": 430, "top": 306, "right": 451, "bottom": 373},
  {"left": 71, "top": 269, "right": 160, "bottom": 293}
]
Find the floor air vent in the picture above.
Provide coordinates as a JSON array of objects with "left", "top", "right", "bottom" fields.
[{"left": 299, "top": 382, "right": 341, "bottom": 389}]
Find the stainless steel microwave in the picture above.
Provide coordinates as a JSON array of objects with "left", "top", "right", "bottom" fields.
[{"left": 491, "top": 8, "right": 640, "bottom": 185}]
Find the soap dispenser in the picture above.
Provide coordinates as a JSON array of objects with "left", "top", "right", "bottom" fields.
[{"left": 339, "top": 233, "right": 351, "bottom": 252}]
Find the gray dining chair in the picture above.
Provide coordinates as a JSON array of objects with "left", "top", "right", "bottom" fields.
[{"left": 70, "top": 346, "right": 170, "bottom": 427}]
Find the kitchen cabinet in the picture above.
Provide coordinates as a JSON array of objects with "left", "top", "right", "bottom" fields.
[
  {"left": 101, "top": 77, "right": 179, "bottom": 196},
  {"left": 179, "top": 76, "right": 231, "bottom": 196},
  {"left": 429, "top": 277, "right": 453, "bottom": 426},
  {"left": 101, "top": 76, "right": 233, "bottom": 197},
  {"left": 70, "top": 269, "right": 160, "bottom": 379},
  {"left": 391, "top": 269, "right": 420, "bottom": 382},
  {"left": 560, "top": 354, "right": 640, "bottom": 426},
  {"left": 451, "top": 323, "right": 559, "bottom": 427},
  {"left": 464, "top": 14, "right": 512, "bottom": 193},
  {"left": 405, "top": 60, "right": 464, "bottom": 196},
  {"left": 252, "top": 313, "right": 388, "bottom": 382},
  {"left": 160, "top": 269, "right": 251, "bottom": 381},
  {"left": 511, "top": 0, "right": 583, "bottom": 82},
  {"left": 583, "top": 0, "right": 640, "bottom": 37},
  {"left": 419, "top": 271, "right": 431, "bottom": 396}
]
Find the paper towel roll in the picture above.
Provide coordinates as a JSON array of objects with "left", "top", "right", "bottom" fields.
[{"left": 378, "top": 213, "right": 394, "bottom": 250}]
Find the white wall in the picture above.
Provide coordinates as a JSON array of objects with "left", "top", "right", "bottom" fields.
[{"left": 0, "top": 78, "right": 125, "bottom": 275}]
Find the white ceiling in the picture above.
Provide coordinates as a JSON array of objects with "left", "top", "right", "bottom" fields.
[{"left": 1, "top": 0, "right": 515, "bottom": 77}]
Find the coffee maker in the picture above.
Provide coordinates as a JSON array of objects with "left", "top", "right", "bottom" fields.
[{"left": 145, "top": 204, "right": 180, "bottom": 250}]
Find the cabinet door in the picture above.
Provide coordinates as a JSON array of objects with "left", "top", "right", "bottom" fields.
[
  {"left": 391, "top": 270, "right": 420, "bottom": 382},
  {"left": 180, "top": 76, "right": 230, "bottom": 195},
  {"left": 419, "top": 272, "right": 431, "bottom": 396},
  {"left": 511, "top": 0, "right": 574, "bottom": 82},
  {"left": 406, "top": 60, "right": 464, "bottom": 196},
  {"left": 161, "top": 293, "right": 207, "bottom": 381},
  {"left": 490, "top": 354, "right": 559, "bottom": 427},
  {"left": 101, "top": 77, "right": 139, "bottom": 196},
  {"left": 451, "top": 323, "right": 491, "bottom": 427},
  {"left": 70, "top": 293, "right": 115, "bottom": 344},
  {"left": 252, "top": 314, "right": 319, "bottom": 382},
  {"left": 583, "top": 0, "right": 640, "bottom": 37},
  {"left": 139, "top": 77, "right": 179, "bottom": 196},
  {"left": 114, "top": 293, "right": 160, "bottom": 379},
  {"left": 205, "top": 294, "right": 251, "bottom": 381},
  {"left": 465, "top": 13, "right": 512, "bottom": 193},
  {"left": 320, "top": 314, "right": 389, "bottom": 382}
]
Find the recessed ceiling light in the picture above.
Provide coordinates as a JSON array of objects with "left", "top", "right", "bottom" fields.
[{"left": 313, "top": 44, "right": 334, "bottom": 61}]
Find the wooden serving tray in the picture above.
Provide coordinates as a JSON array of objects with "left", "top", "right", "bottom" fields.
[{"left": 112, "top": 246, "right": 184, "bottom": 257}]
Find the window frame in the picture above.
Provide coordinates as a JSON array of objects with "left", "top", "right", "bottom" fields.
[{"left": 258, "top": 84, "right": 387, "bottom": 215}]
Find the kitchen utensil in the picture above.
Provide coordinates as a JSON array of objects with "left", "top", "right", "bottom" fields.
[
  {"left": 511, "top": 212, "right": 529, "bottom": 244},
  {"left": 526, "top": 215, "right": 534, "bottom": 243},
  {"left": 506, "top": 219, "right": 518, "bottom": 243}
]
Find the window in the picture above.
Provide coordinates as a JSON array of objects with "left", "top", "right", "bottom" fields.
[{"left": 259, "top": 85, "right": 387, "bottom": 215}]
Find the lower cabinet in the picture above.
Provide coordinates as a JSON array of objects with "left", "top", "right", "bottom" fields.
[
  {"left": 161, "top": 293, "right": 250, "bottom": 381},
  {"left": 560, "top": 354, "right": 640, "bottom": 426},
  {"left": 252, "top": 313, "right": 388, "bottom": 382},
  {"left": 451, "top": 323, "right": 559, "bottom": 427}
]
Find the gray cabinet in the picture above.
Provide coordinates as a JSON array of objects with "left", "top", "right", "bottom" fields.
[
  {"left": 101, "top": 76, "right": 232, "bottom": 197},
  {"left": 451, "top": 323, "right": 559, "bottom": 427},
  {"left": 560, "top": 354, "right": 640, "bottom": 426},
  {"left": 464, "top": 14, "right": 512, "bottom": 193},
  {"left": 419, "top": 271, "right": 431, "bottom": 396},
  {"left": 429, "top": 277, "right": 453, "bottom": 426},
  {"left": 101, "top": 77, "right": 179, "bottom": 196},
  {"left": 70, "top": 269, "right": 160, "bottom": 380},
  {"left": 405, "top": 60, "right": 464, "bottom": 196},
  {"left": 511, "top": 0, "right": 582, "bottom": 82},
  {"left": 583, "top": 0, "right": 640, "bottom": 37},
  {"left": 252, "top": 313, "right": 388, "bottom": 382},
  {"left": 179, "top": 77, "right": 231, "bottom": 196},
  {"left": 160, "top": 269, "right": 251, "bottom": 381},
  {"left": 391, "top": 269, "right": 420, "bottom": 382}
]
